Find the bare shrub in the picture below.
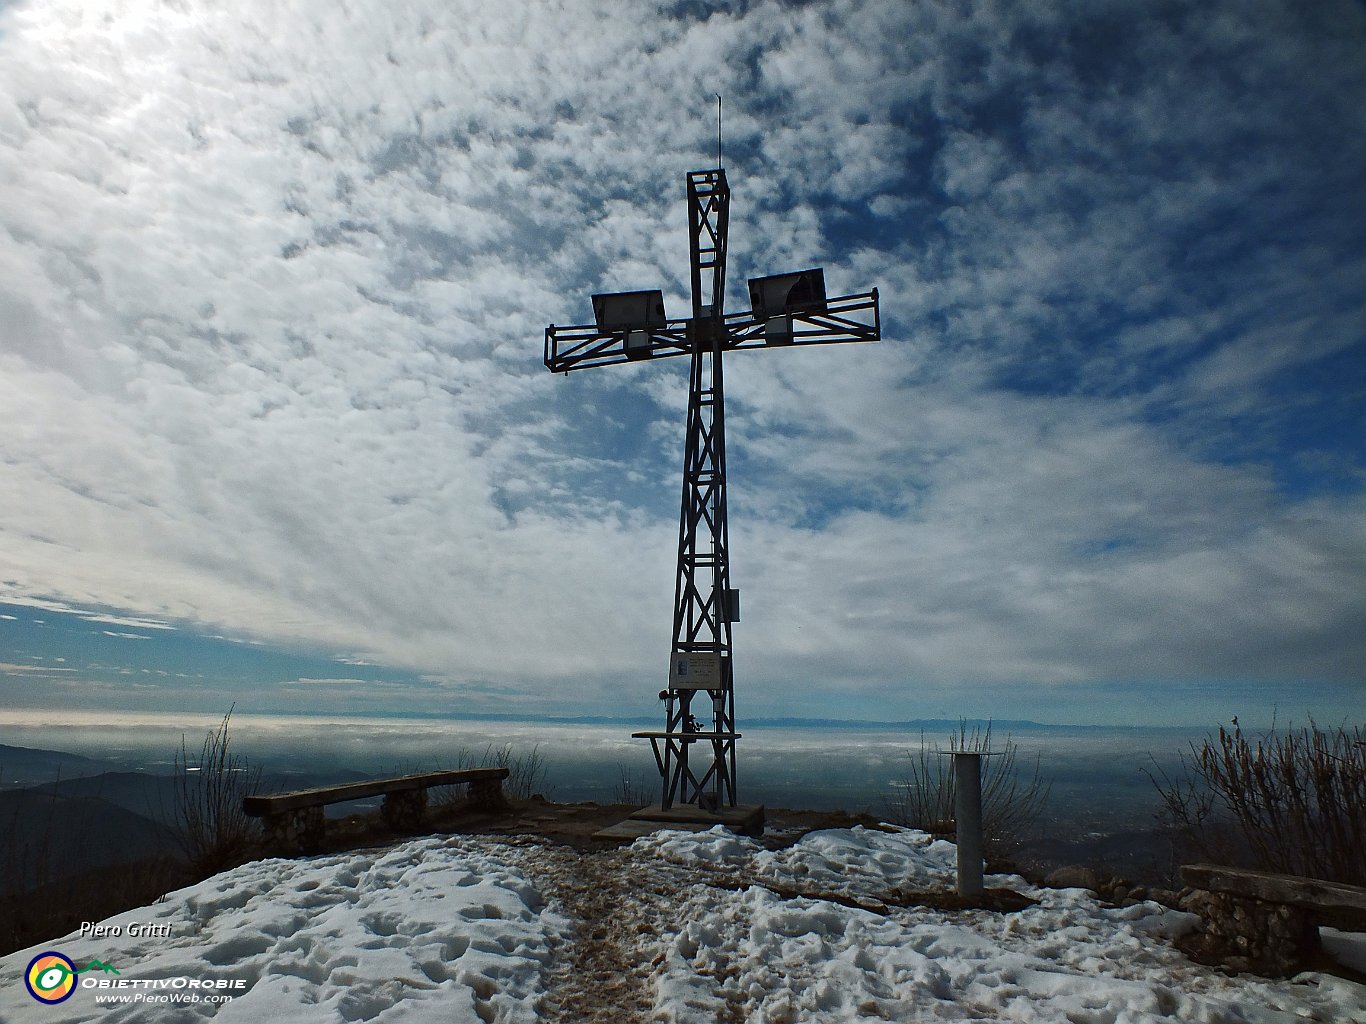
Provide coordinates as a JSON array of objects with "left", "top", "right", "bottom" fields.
[
  {"left": 432, "top": 743, "right": 551, "bottom": 807},
  {"left": 612, "top": 762, "right": 655, "bottom": 807},
  {"left": 1148, "top": 719, "right": 1366, "bottom": 884},
  {"left": 1144, "top": 753, "right": 1247, "bottom": 882},
  {"left": 1, "top": 766, "right": 58, "bottom": 906},
  {"left": 488, "top": 743, "right": 549, "bottom": 801},
  {"left": 885, "top": 722, "right": 1051, "bottom": 858},
  {"left": 169, "top": 707, "right": 261, "bottom": 875},
  {"left": 1, "top": 765, "right": 58, "bottom": 954},
  {"left": 2, "top": 768, "right": 187, "bottom": 957}
]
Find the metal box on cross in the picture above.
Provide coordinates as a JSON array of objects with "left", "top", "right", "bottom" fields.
[{"left": 670, "top": 651, "right": 723, "bottom": 690}]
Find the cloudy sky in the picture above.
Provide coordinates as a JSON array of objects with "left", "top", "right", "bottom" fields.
[{"left": 1, "top": 0, "right": 1363, "bottom": 728}]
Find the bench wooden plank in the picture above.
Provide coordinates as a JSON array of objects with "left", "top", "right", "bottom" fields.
[
  {"left": 1181, "top": 863, "right": 1366, "bottom": 917},
  {"left": 243, "top": 767, "right": 509, "bottom": 817}
]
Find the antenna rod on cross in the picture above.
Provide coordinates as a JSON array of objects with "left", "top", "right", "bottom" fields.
[{"left": 543, "top": 169, "right": 882, "bottom": 821}]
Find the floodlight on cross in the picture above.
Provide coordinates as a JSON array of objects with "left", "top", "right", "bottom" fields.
[{"left": 544, "top": 168, "right": 881, "bottom": 812}]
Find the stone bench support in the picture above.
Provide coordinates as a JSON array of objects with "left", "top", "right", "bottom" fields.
[{"left": 1180, "top": 863, "right": 1366, "bottom": 976}]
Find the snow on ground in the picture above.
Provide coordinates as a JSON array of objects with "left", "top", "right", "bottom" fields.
[
  {"left": 0, "top": 836, "right": 570, "bottom": 1024},
  {"left": 642, "top": 827, "right": 1366, "bottom": 1023},
  {"left": 632, "top": 822, "right": 962, "bottom": 894},
  {"left": 2, "top": 826, "right": 1363, "bottom": 1024}
]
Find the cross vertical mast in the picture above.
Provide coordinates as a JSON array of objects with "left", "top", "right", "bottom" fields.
[{"left": 663, "top": 170, "right": 738, "bottom": 808}]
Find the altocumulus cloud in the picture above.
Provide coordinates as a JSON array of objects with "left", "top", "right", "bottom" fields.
[{"left": 0, "top": 0, "right": 1363, "bottom": 722}]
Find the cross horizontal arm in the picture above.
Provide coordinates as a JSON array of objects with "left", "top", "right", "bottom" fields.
[
  {"left": 544, "top": 319, "right": 692, "bottom": 373},
  {"left": 545, "top": 289, "right": 880, "bottom": 373},
  {"left": 725, "top": 288, "right": 882, "bottom": 352}
]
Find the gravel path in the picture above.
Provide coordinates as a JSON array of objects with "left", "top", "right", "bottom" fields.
[
  {"left": 498, "top": 838, "right": 696, "bottom": 1024},
  {"left": 459, "top": 809, "right": 889, "bottom": 1022}
]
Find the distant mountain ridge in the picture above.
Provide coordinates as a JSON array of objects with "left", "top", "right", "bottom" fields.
[
  {"left": 26, "top": 771, "right": 181, "bottom": 824},
  {"left": 0, "top": 746, "right": 415, "bottom": 905},
  {"left": 324, "top": 711, "right": 1163, "bottom": 730},
  {"left": 0, "top": 743, "right": 119, "bottom": 788},
  {"left": 0, "top": 788, "right": 177, "bottom": 890}
]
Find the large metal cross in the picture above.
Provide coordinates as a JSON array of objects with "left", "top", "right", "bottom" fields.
[{"left": 544, "top": 168, "right": 880, "bottom": 811}]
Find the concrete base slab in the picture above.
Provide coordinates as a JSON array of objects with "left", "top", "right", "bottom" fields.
[
  {"left": 593, "top": 803, "right": 765, "bottom": 841},
  {"left": 592, "top": 818, "right": 692, "bottom": 841}
]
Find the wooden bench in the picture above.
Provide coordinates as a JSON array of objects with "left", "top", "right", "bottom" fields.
[
  {"left": 243, "top": 767, "right": 509, "bottom": 854},
  {"left": 1179, "top": 863, "right": 1366, "bottom": 976}
]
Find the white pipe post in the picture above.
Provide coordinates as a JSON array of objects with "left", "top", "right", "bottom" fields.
[{"left": 953, "top": 751, "right": 984, "bottom": 897}]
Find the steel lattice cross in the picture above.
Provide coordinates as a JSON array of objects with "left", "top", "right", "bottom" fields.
[{"left": 544, "top": 168, "right": 881, "bottom": 810}]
